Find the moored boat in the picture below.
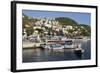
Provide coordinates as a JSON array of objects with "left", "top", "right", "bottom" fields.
[{"left": 64, "top": 40, "right": 77, "bottom": 49}]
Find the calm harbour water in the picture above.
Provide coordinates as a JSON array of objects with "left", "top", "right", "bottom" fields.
[{"left": 22, "top": 40, "right": 91, "bottom": 63}]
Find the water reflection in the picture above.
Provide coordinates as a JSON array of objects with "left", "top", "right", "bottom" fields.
[{"left": 23, "top": 40, "right": 91, "bottom": 63}]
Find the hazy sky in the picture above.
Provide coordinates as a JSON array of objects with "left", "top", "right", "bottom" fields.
[{"left": 23, "top": 10, "right": 91, "bottom": 25}]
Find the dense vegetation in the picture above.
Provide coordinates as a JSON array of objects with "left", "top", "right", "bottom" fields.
[{"left": 79, "top": 24, "right": 91, "bottom": 36}]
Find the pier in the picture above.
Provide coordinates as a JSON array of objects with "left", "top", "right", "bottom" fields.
[{"left": 23, "top": 42, "right": 41, "bottom": 48}]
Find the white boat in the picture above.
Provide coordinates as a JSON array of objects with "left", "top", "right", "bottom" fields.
[
  {"left": 40, "top": 43, "right": 64, "bottom": 50},
  {"left": 64, "top": 40, "right": 77, "bottom": 49},
  {"left": 50, "top": 44, "right": 64, "bottom": 50},
  {"left": 40, "top": 44, "right": 51, "bottom": 49},
  {"left": 75, "top": 48, "right": 84, "bottom": 53}
]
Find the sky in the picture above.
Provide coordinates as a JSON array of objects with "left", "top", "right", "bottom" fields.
[{"left": 22, "top": 10, "right": 91, "bottom": 25}]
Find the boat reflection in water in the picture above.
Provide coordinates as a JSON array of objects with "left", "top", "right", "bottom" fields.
[{"left": 23, "top": 39, "right": 90, "bottom": 63}]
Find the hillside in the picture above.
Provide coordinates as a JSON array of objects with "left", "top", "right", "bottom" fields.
[
  {"left": 55, "top": 17, "right": 78, "bottom": 26},
  {"left": 22, "top": 14, "right": 91, "bottom": 37}
]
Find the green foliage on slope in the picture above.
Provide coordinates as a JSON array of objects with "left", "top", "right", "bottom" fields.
[{"left": 55, "top": 17, "right": 78, "bottom": 26}]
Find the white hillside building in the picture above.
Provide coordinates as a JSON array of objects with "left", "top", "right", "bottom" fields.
[{"left": 66, "top": 25, "right": 73, "bottom": 30}]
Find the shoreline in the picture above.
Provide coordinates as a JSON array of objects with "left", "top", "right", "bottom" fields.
[{"left": 23, "top": 38, "right": 90, "bottom": 49}]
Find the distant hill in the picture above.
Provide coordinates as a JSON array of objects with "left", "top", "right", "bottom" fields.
[{"left": 55, "top": 17, "right": 78, "bottom": 26}]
